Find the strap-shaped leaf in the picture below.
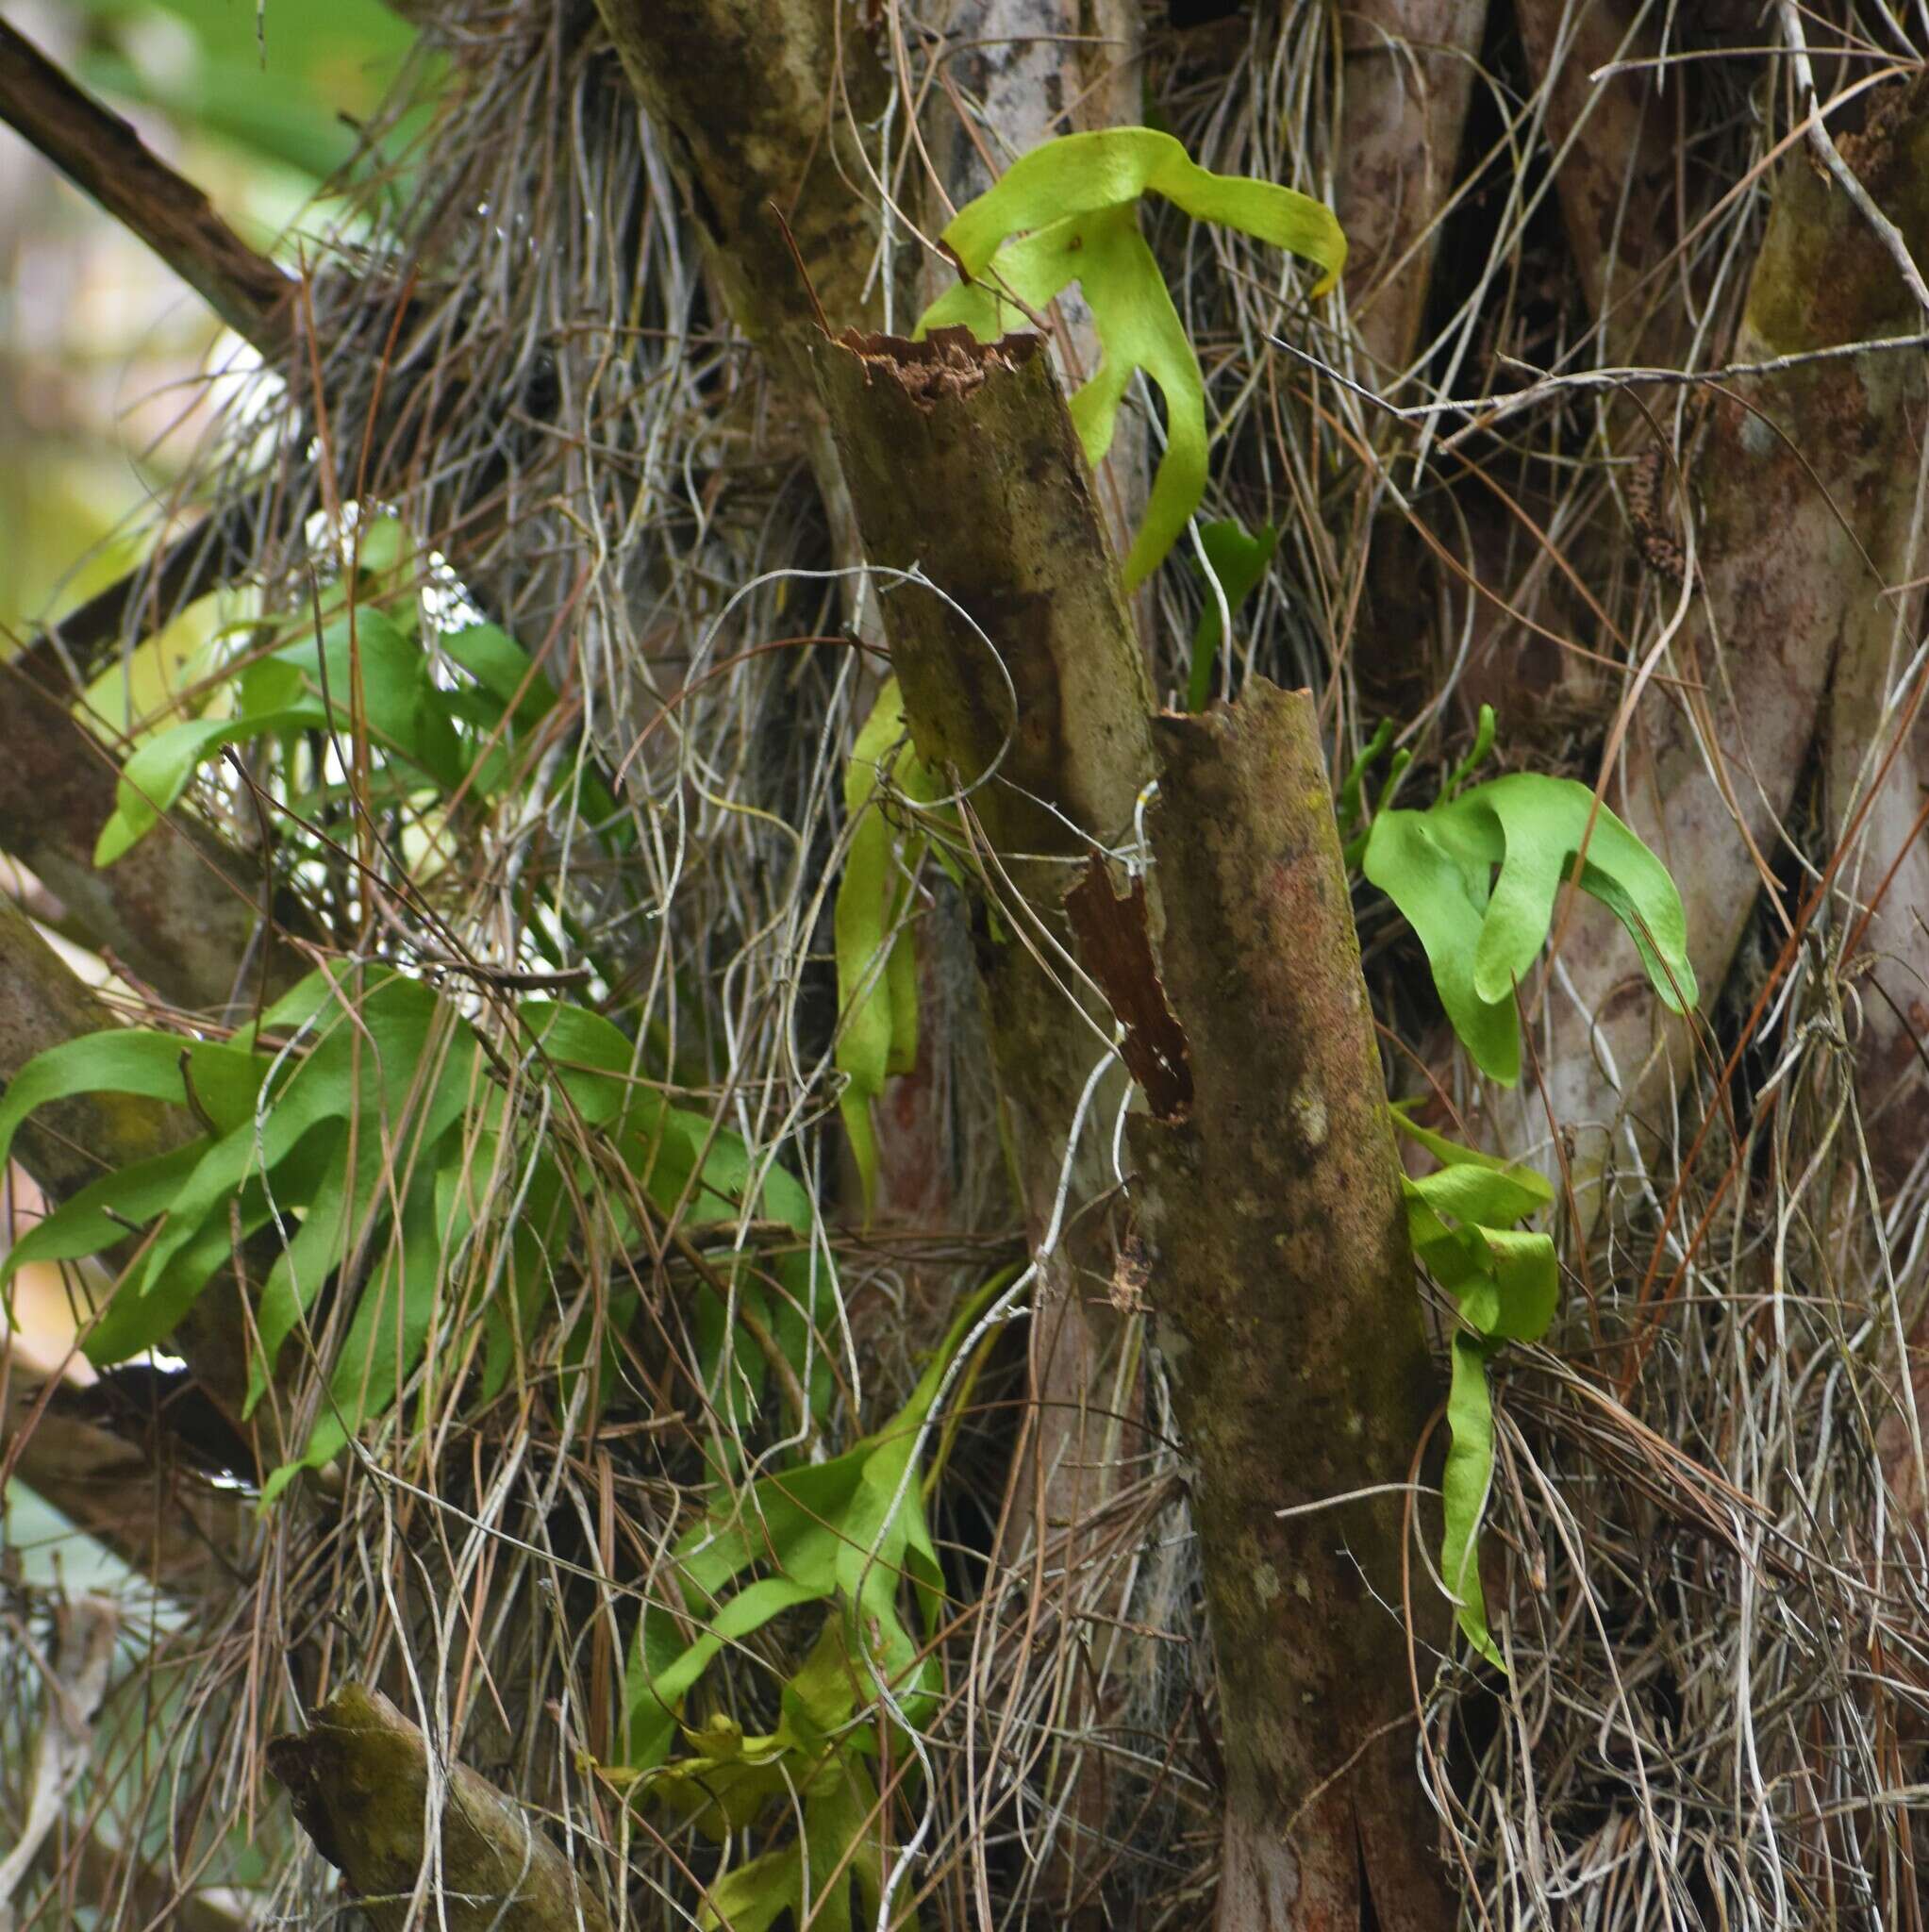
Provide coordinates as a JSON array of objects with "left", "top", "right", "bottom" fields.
[
  {"left": 97, "top": 606, "right": 516, "bottom": 863},
  {"left": 244, "top": 1120, "right": 353, "bottom": 1413},
  {"left": 136, "top": 971, "right": 441, "bottom": 1297},
  {"left": 697, "top": 1845, "right": 800, "bottom": 1932},
  {"left": 0, "top": 1029, "right": 220, "bottom": 1172},
  {"left": 1442, "top": 1334, "right": 1503, "bottom": 1668},
  {"left": 523, "top": 997, "right": 833, "bottom": 1436},
  {"left": 262, "top": 1132, "right": 477, "bottom": 1502},
  {"left": 623, "top": 1274, "right": 998, "bottom": 1770},
  {"left": 833, "top": 678, "right": 929, "bottom": 1217},
  {"left": 0, "top": 1143, "right": 203, "bottom": 1288},
  {"left": 1391, "top": 1108, "right": 1555, "bottom": 1666},
  {"left": 98, "top": 704, "right": 323, "bottom": 867},
  {"left": 85, "top": 1179, "right": 281, "bottom": 1366},
  {"left": 1364, "top": 769, "right": 1697, "bottom": 1084},
  {"left": 918, "top": 127, "right": 1343, "bottom": 587}
]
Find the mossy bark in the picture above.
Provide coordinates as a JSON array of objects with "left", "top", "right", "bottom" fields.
[
  {"left": 593, "top": 0, "right": 890, "bottom": 390},
  {"left": 814, "top": 323, "right": 1157, "bottom": 1909},
  {"left": 1106, "top": 681, "right": 1450, "bottom": 1932},
  {"left": 267, "top": 1683, "right": 612, "bottom": 1932}
]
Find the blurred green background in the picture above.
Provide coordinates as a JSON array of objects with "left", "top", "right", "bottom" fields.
[
  {"left": 0, "top": 14, "right": 418, "bottom": 1881},
  {"left": 0, "top": 0, "right": 419, "bottom": 641}
]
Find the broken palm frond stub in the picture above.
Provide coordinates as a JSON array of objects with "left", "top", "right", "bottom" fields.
[{"left": 6, "top": 4, "right": 1929, "bottom": 1932}]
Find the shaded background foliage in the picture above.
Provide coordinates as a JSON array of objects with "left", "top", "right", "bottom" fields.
[{"left": 5, "top": 3, "right": 1929, "bottom": 1931}]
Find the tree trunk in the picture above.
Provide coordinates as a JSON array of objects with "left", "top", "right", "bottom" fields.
[{"left": 1100, "top": 682, "right": 1450, "bottom": 1931}]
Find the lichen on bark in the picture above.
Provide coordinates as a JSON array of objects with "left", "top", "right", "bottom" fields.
[
  {"left": 814, "top": 319, "right": 1160, "bottom": 1912},
  {"left": 1117, "top": 680, "right": 1451, "bottom": 1932},
  {"left": 267, "top": 1683, "right": 612, "bottom": 1932}
]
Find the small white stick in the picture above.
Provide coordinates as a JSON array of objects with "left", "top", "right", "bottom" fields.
[{"left": 0, "top": 1594, "right": 119, "bottom": 1928}]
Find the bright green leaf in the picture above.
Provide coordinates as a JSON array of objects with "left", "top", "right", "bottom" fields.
[
  {"left": 834, "top": 678, "right": 929, "bottom": 1221},
  {"left": 1362, "top": 808, "right": 1517, "bottom": 1080},
  {"left": 1442, "top": 1333, "right": 1503, "bottom": 1668},
  {"left": 698, "top": 1845, "right": 803, "bottom": 1932},
  {"left": 1363, "top": 766, "right": 1696, "bottom": 1084},
  {"left": 0, "top": 1029, "right": 218, "bottom": 1174},
  {"left": 918, "top": 127, "right": 1343, "bottom": 586},
  {"left": 0, "top": 1143, "right": 203, "bottom": 1290}
]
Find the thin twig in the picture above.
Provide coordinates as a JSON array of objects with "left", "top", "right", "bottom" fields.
[{"left": 1779, "top": 0, "right": 1929, "bottom": 319}]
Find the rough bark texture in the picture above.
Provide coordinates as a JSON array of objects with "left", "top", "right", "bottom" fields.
[
  {"left": 1117, "top": 681, "right": 1448, "bottom": 1932},
  {"left": 586, "top": 0, "right": 902, "bottom": 825},
  {"left": 1, "top": 659, "right": 313, "bottom": 1020},
  {"left": 267, "top": 1683, "right": 612, "bottom": 1932},
  {"left": 815, "top": 330, "right": 1155, "bottom": 861},
  {"left": 815, "top": 323, "right": 1157, "bottom": 1909},
  {"left": 1504, "top": 101, "right": 1929, "bottom": 1232},
  {"left": 1338, "top": 0, "right": 1489, "bottom": 379}
]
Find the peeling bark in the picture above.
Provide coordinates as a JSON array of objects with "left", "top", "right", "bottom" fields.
[
  {"left": 0, "top": 659, "right": 313, "bottom": 1020},
  {"left": 267, "top": 1683, "right": 612, "bottom": 1932},
  {"left": 1338, "top": 0, "right": 1489, "bottom": 380},
  {"left": 1112, "top": 680, "right": 1449, "bottom": 1932}
]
